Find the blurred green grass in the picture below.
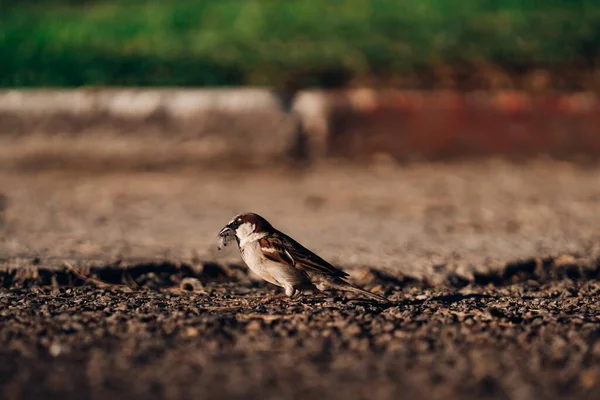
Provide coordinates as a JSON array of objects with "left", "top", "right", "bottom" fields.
[{"left": 2, "top": 0, "right": 600, "bottom": 87}]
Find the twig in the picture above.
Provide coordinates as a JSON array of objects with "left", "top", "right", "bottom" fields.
[
  {"left": 124, "top": 268, "right": 140, "bottom": 289},
  {"left": 63, "top": 261, "right": 131, "bottom": 290},
  {"left": 236, "top": 314, "right": 299, "bottom": 321}
]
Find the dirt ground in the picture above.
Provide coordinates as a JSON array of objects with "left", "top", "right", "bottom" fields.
[{"left": 0, "top": 160, "right": 599, "bottom": 400}]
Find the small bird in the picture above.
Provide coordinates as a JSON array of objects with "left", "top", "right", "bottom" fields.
[{"left": 218, "top": 212, "right": 387, "bottom": 302}]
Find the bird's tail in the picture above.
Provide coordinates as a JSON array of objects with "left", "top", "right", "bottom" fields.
[{"left": 337, "top": 280, "right": 389, "bottom": 303}]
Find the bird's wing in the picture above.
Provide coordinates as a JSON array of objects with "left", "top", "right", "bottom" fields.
[{"left": 259, "top": 232, "right": 349, "bottom": 278}]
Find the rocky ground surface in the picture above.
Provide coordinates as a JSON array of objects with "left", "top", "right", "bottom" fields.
[{"left": 0, "top": 160, "right": 599, "bottom": 400}]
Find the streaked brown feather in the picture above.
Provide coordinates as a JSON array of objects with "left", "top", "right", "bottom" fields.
[
  {"left": 259, "top": 232, "right": 349, "bottom": 278},
  {"left": 259, "top": 236, "right": 295, "bottom": 266}
]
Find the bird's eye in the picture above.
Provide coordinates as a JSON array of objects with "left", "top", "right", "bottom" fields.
[{"left": 229, "top": 217, "right": 242, "bottom": 229}]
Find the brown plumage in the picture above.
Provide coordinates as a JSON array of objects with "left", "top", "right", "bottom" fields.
[{"left": 218, "top": 212, "right": 388, "bottom": 303}]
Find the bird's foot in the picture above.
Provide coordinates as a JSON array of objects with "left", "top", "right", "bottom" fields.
[{"left": 258, "top": 294, "right": 294, "bottom": 304}]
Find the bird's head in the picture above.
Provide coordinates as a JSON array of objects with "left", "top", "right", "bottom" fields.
[{"left": 218, "top": 212, "right": 273, "bottom": 249}]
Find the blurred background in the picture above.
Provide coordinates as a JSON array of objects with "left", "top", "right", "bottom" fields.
[
  {"left": 3, "top": 0, "right": 600, "bottom": 90},
  {"left": 1, "top": 0, "right": 600, "bottom": 270},
  {"left": 2, "top": 0, "right": 600, "bottom": 164}
]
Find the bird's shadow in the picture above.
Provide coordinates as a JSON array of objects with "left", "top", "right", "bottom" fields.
[
  {"left": 397, "top": 293, "right": 496, "bottom": 306},
  {"left": 330, "top": 292, "right": 495, "bottom": 309},
  {"left": 253, "top": 289, "right": 496, "bottom": 310}
]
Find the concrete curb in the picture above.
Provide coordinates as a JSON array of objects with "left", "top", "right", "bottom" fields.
[
  {"left": 0, "top": 88, "right": 318, "bottom": 169},
  {"left": 1, "top": 89, "right": 599, "bottom": 170}
]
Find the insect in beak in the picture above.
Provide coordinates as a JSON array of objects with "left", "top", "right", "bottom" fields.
[{"left": 217, "top": 226, "right": 235, "bottom": 250}]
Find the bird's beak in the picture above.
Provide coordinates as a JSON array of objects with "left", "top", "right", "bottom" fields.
[{"left": 218, "top": 225, "right": 232, "bottom": 237}]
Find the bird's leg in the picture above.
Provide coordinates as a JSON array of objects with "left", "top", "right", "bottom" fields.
[
  {"left": 257, "top": 285, "right": 306, "bottom": 304},
  {"left": 284, "top": 284, "right": 301, "bottom": 298},
  {"left": 257, "top": 286, "right": 296, "bottom": 304},
  {"left": 277, "top": 286, "right": 303, "bottom": 302}
]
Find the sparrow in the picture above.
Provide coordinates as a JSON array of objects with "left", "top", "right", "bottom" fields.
[{"left": 217, "top": 212, "right": 388, "bottom": 302}]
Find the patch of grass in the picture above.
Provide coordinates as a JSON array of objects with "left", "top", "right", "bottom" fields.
[{"left": 2, "top": 0, "right": 600, "bottom": 87}]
